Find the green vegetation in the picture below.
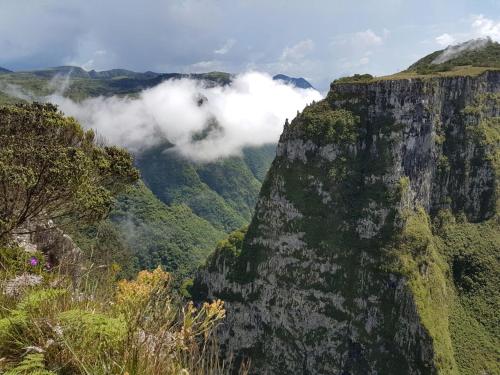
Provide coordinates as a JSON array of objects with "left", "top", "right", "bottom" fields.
[
  {"left": 333, "top": 74, "right": 373, "bottom": 84},
  {"left": 110, "top": 181, "right": 225, "bottom": 276},
  {"left": 0, "top": 258, "right": 232, "bottom": 374},
  {"left": 384, "top": 207, "right": 500, "bottom": 375},
  {"left": 136, "top": 143, "right": 270, "bottom": 233},
  {"left": 0, "top": 68, "right": 276, "bottom": 275},
  {"left": 407, "top": 39, "right": 500, "bottom": 75},
  {"left": 0, "top": 103, "right": 139, "bottom": 241},
  {"left": 329, "top": 40, "right": 500, "bottom": 84},
  {"left": 0, "top": 68, "right": 233, "bottom": 104},
  {"left": 0, "top": 103, "right": 243, "bottom": 374},
  {"left": 205, "top": 227, "right": 248, "bottom": 271},
  {"left": 295, "top": 101, "right": 360, "bottom": 144},
  {"left": 386, "top": 208, "right": 457, "bottom": 374}
]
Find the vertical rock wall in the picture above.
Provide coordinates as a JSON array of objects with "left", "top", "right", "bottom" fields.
[{"left": 195, "top": 71, "right": 499, "bottom": 374}]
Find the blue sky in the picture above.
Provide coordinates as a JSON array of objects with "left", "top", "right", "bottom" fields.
[{"left": 1, "top": 0, "right": 499, "bottom": 90}]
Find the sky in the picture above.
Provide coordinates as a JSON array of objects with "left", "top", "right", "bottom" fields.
[{"left": 1, "top": 0, "right": 500, "bottom": 90}]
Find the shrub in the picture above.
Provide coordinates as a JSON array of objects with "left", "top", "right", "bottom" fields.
[
  {"left": 297, "top": 101, "right": 359, "bottom": 144},
  {"left": 0, "top": 103, "right": 139, "bottom": 241}
]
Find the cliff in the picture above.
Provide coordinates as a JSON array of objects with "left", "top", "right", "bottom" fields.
[{"left": 194, "top": 68, "right": 499, "bottom": 374}]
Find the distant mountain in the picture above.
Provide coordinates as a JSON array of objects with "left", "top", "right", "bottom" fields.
[
  {"left": 273, "top": 74, "right": 314, "bottom": 89},
  {"left": 22, "top": 66, "right": 233, "bottom": 84},
  {"left": 0, "top": 67, "right": 233, "bottom": 101},
  {"left": 0, "top": 67, "right": 11, "bottom": 74}
]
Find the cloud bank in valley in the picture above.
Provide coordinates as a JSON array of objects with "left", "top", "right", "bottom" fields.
[{"left": 50, "top": 72, "right": 322, "bottom": 161}]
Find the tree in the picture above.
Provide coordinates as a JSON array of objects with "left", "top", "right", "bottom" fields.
[{"left": 0, "top": 102, "right": 139, "bottom": 241}]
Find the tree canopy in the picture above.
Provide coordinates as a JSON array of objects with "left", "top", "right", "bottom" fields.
[{"left": 0, "top": 102, "right": 139, "bottom": 240}]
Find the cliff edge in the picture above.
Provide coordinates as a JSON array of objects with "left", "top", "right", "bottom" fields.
[{"left": 195, "top": 45, "right": 499, "bottom": 374}]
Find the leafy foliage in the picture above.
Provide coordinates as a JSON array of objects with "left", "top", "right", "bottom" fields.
[
  {"left": 205, "top": 227, "right": 248, "bottom": 271},
  {"left": 0, "top": 103, "right": 139, "bottom": 240},
  {"left": 4, "top": 353, "right": 56, "bottom": 375},
  {"left": 294, "top": 101, "right": 360, "bottom": 144}
]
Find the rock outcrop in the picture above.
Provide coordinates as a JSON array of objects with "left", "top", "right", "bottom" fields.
[
  {"left": 13, "top": 221, "right": 83, "bottom": 286},
  {"left": 195, "top": 68, "right": 499, "bottom": 374}
]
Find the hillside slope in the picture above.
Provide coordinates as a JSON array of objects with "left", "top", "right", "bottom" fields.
[{"left": 0, "top": 67, "right": 279, "bottom": 274}]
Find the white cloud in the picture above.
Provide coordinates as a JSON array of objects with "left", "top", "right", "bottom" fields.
[
  {"left": 432, "top": 38, "right": 490, "bottom": 64},
  {"left": 471, "top": 14, "right": 500, "bottom": 41},
  {"left": 359, "top": 56, "right": 370, "bottom": 65},
  {"left": 435, "top": 33, "right": 456, "bottom": 47},
  {"left": 48, "top": 72, "right": 323, "bottom": 161},
  {"left": 281, "top": 39, "right": 314, "bottom": 61},
  {"left": 214, "top": 38, "right": 236, "bottom": 55},
  {"left": 353, "top": 29, "right": 384, "bottom": 46},
  {"left": 434, "top": 15, "right": 500, "bottom": 47},
  {"left": 331, "top": 29, "right": 387, "bottom": 48}
]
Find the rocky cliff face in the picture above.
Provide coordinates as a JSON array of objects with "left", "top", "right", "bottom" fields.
[{"left": 195, "top": 70, "right": 499, "bottom": 375}]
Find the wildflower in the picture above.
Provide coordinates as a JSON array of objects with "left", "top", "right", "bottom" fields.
[{"left": 29, "top": 257, "right": 39, "bottom": 266}]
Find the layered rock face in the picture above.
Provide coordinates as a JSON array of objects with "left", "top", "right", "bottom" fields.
[{"left": 195, "top": 71, "right": 499, "bottom": 374}]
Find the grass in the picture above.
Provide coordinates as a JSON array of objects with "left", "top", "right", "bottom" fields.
[
  {"left": 0, "top": 245, "right": 247, "bottom": 375},
  {"left": 333, "top": 66, "right": 499, "bottom": 85}
]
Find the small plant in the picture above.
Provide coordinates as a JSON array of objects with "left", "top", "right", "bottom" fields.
[{"left": 0, "top": 263, "right": 240, "bottom": 375}]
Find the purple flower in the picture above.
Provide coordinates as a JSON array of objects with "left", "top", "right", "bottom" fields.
[{"left": 29, "top": 257, "right": 39, "bottom": 266}]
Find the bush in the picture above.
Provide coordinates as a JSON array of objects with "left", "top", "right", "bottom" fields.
[
  {"left": 297, "top": 101, "right": 359, "bottom": 144},
  {"left": 0, "top": 102, "right": 139, "bottom": 241}
]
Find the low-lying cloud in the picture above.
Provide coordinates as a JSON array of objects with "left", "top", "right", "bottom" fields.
[
  {"left": 49, "top": 72, "right": 322, "bottom": 161},
  {"left": 432, "top": 37, "right": 490, "bottom": 64}
]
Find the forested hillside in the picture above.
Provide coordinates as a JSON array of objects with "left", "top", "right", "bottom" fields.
[{"left": 0, "top": 68, "right": 281, "bottom": 275}]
